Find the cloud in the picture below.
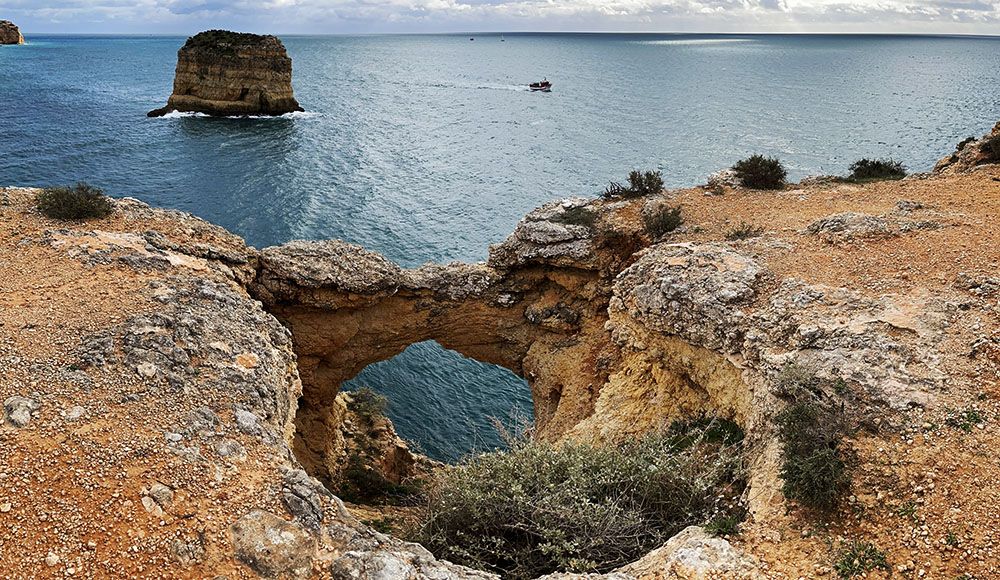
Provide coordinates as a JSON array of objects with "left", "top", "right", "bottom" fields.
[{"left": 5, "top": 0, "right": 1000, "bottom": 32}]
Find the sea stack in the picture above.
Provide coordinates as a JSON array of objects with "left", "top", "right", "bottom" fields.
[
  {"left": 148, "top": 30, "right": 303, "bottom": 118},
  {"left": 0, "top": 20, "right": 24, "bottom": 45}
]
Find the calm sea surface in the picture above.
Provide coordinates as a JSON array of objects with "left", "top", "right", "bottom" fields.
[{"left": 2, "top": 33, "right": 999, "bottom": 460}]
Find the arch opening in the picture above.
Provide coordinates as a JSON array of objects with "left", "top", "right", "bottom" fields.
[{"left": 342, "top": 340, "right": 534, "bottom": 463}]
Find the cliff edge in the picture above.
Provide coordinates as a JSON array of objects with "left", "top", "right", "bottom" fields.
[
  {"left": 148, "top": 30, "right": 303, "bottom": 118},
  {"left": 0, "top": 20, "right": 24, "bottom": 45},
  {"left": 1, "top": 127, "right": 999, "bottom": 577}
]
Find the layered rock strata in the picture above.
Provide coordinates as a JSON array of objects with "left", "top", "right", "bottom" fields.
[
  {"left": 0, "top": 20, "right": 24, "bottom": 45},
  {"left": 1, "top": 134, "right": 999, "bottom": 577},
  {"left": 148, "top": 30, "right": 303, "bottom": 118}
]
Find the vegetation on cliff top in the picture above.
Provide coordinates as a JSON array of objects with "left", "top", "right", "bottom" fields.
[
  {"left": 844, "top": 158, "right": 907, "bottom": 182},
  {"left": 603, "top": 169, "right": 665, "bottom": 199},
  {"left": 182, "top": 30, "right": 276, "bottom": 51},
  {"left": 409, "top": 418, "right": 746, "bottom": 579},
  {"left": 644, "top": 204, "right": 684, "bottom": 238},
  {"left": 773, "top": 364, "right": 851, "bottom": 512},
  {"left": 35, "top": 183, "right": 113, "bottom": 220},
  {"left": 732, "top": 154, "right": 787, "bottom": 190}
]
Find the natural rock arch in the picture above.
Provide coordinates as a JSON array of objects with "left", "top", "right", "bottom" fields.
[{"left": 248, "top": 199, "right": 766, "bottom": 496}]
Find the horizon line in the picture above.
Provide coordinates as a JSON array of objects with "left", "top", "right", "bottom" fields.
[{"left": 16, "top": 30, "right": 1000, "bottom": 39}]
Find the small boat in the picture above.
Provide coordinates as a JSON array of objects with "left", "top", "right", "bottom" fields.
[
  {"left": 501, "top": 33, "right": 505, "bottom": 42},
  {"left": 529, "top": 79, "right": 552, "bottom": 92}
]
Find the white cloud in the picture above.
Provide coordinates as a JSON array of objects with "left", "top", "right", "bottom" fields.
[{"left": 4, "top": 0, "right": 999, "bottom": 32}]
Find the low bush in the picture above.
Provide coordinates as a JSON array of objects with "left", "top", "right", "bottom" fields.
[
  {"left": 410, "top": 420, "right": 746, "bottom": 579},
  {"left": 337, "top": 452, "right": 422, "bottom": 505},
  {"left": 725, "top": 222, "right": 764, "bottom": 241},
  {"left": 981, "top": 135, "right": 1000, "bottom": 160},
  {"left": 644, "top": 205, "right": 683, "bottom": 238},
  {"left": 35, "top": 183, "right": 113, "bottom": 220},
  {"left": 732, "top": 155, "right": 786, "bottom": 190},
  {"left": 347, "top": 387, "right": 388, "bottom": 424},
  {"left": 603, "top": 170, "right": 664, "bottom": 199},
  {"left": 832, "top": 540, "right": 890, "bottom": 578},
  {"left": 846, "top": 158, "right": 906, "bottom": 182},
  {"left": 775, "top": 401, "right": 849, "bottom": 511}
]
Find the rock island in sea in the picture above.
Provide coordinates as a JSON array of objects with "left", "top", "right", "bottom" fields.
[
  {"left": 0, "top": 20, "right": 24, "bottom": 45},
  {"left": 148, "top": 30, "right": 303, "bottom": 118}
]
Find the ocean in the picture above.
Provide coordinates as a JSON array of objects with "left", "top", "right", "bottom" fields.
[{"left": 2, "top": 32, "right": 999, "bottom": 460}]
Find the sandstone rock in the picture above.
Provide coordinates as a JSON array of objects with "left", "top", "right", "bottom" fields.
[
  {"left": 231, "top": 510, "right": 316, "bottom": 578},
  {"left": 4, "top": 396, "right": 39, "bottom": 427},
  {"left": 148, "top": 30, "right": 303, "bottom": 117},
  {"left": 0, "top": 21, "right": 24, "bottom": 45}
]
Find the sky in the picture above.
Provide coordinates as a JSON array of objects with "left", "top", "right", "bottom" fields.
[{"left": 2, "top": 0, "right": 999, "bottom": 35}]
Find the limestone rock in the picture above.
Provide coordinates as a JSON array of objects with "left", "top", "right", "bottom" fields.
[
  {"left": 489, "top": 198, "right": 598, "bottom": 270},
  {"left": 231, "top": 510, "right": 316, "bottom": 578},
  {"left": 0, "top": 21, "right": 24, "bottom": 45},
  {"left": 148, "top": 30, "right": 303, "bottom": 117},
  {"left": 4, "top": 396, "right": 39, "bottom": 427},
  {"left": 611, "top": 243, "right": 767, "bottom": 353},
  {"left": 258, "top": 239, "right": 402, "bottom": 294},
  {"left": 330, "top": 543, "right": 499, "bottom": 580},
  {"left": 933, "top": 122, "right": 1000, "bottom": 174},
  {"left": 617, "top": 526, "right": 762, "bottom": 579}
]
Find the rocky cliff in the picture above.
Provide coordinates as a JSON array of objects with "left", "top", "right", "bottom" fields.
[
  {"left": 148, "top": 30, "right": 303, "bottom": 118},
  {"left": 0, "top": 20, "right": 24, "bottom": 45},
  {"left": 1, "top": 133, "right": 999, "bottom": 578}
]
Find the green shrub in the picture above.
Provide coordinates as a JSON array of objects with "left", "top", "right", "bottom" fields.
[
  {"left": 981, "top": 135, "right": 1000, "bottom": 160},
  {"left": 337, "top": 452, "right": 422, "bottom": 505},
  {"left": 184, "top": 29, "right": 269, "bottom": 49},
  {"left": 35, "top": 183, "right": 113, "bottom": 220},
  {"left": 644, "top": 205, "right": 683, "bottom": 238},
  {"left": 725, "top": 222, "right": 764, "bottom": 241},
  {"left": 846, "top": 158, "right": 907, "bottom": 182},
  {"left": 944, "top": 407, "right": 983, "bottom": 433},
  {"left": 603, "top": 170, "right": 664, "bottom": 199},
  {"left": 832, "top": 541, "right": 890, "bottom": 578},
  {"left": 775, "top": 401, "right": 849, "bottom": 511},
  {"left": 732, "top": 155, "right": 787, "bottom": 190},
  {"left": 347, "top": 387, "right": 388, "bottom": 424},
  {"left": 410, "top": 424, "right": 746, "bottom": 579}
]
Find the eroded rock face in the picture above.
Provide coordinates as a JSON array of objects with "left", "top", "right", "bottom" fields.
[
  {"left": 0, "top": 20, "right": 23, "bottom": 45},
  {"left": 148, "top": 30, "right": 303, "bottom": 117},
  {"left": 933, "top": 120, "right": 1000, "bottom": 173}
]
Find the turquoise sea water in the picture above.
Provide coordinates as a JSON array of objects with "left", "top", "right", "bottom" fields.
[{"left": 2, "top": 33, "right": 999, "bottom": 460}]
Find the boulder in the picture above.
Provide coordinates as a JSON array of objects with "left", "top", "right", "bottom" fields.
[
  {"left": 148, "top": 30, "right": 303, "bottom": 117},
  {"left": 0, "top": 21, "right": 24, "bottom": 45},
  {"left": 231, "top": 510, "right": 316, "bottom": 578}
]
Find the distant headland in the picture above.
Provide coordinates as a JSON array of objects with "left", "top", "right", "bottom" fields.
[
  {"left": 147, "top": 30, "right": 303, "bottom": 118},
  {"left": 0, "top": 20, "right": 24, "bottom": 45}
]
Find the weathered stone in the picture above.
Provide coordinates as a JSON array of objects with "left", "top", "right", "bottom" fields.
[
  {"left": 933, "top": 121, "right": 1000, "bottom": 173},
  {"left": 231, "top": 510, "right": 316, "bottom": 578},
  {"left": 4, "top": 396, "right": 38, "bottom": 427},
  {"left": 148, "top": 30, "right": 303, "bottom": 117},
  {"left": 0, "top": 21, "right": 24, "bottom": 45}
]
